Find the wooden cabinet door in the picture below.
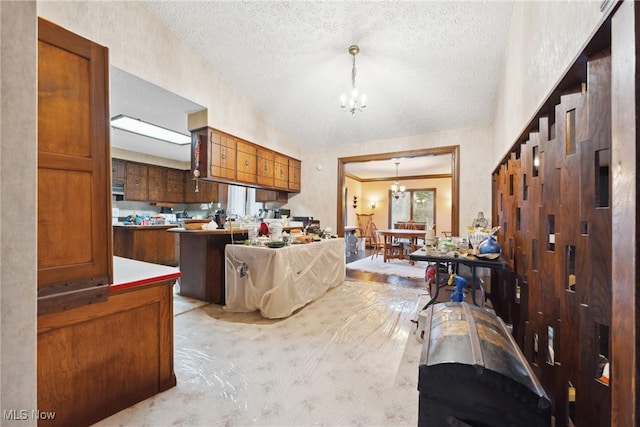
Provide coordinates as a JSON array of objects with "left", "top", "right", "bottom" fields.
[
  {"left": 147, "top": 165, "right": 166, "bottom": 202},
  {"left": 166, "top": 168, "right": 184, "bottom": 203},
  {"left": 125, "top": 162, "right": 148, "bottom": 201},
  {"left": 207, "top": 129, "right": 236, "bottom": 180},
  {"left": 236, "top": 140, "right": 257, "bottom": 184},
  {"left": 288, "top": 158, "right": 301, "bottom": 192},
  {"left": 37, "top": 18, "right": 112, "bottom": 314},
  {"left": 274, "top": 154, "right": 289, "bottom": 190},
  {"left": 256, "top": 147, "right": 275, "bottom": 187},
  {"left": 112, "top": 159, "right": 126, "bottom": 184},
  {"left": 256, "top": 189, "right": 288, "bottom": 203}
]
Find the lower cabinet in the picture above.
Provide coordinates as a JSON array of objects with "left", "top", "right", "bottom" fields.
[
  {"left": 37, "top": 279, "right": 176, "bottom": 427},
  {"left": 113, "top": 225, "right": 179, "bottom": 266}
]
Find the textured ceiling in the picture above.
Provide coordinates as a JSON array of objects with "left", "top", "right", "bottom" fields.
[{"left": 143, "top": 1, "right": 514, "bottom": 149}]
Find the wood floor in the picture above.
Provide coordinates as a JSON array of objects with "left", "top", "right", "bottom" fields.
[{"left": 345, "top": 248, "right": 426, "bottom": 288}]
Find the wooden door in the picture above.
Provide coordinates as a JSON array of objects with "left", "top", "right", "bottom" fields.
[
  {"left": 256, "top": 147, "right": 275, "bottom": 187},
  {"left": 147, "top": 165, "right": 166, "bottom": 202},
  {"left": 37, "top": 18, "right": 112, "bottom": 314},
  {"left": 112, "top": 159, "right": 126, "bottom": 183},
  {"left": 274, "top": 154, "right": 289, "bottom": 190},
  {"left": 236, "top": 139, "right": 257, "bottom": 184},
  {"left": 288, "top": 157, "right": 301, "bottom": 192},
  {"left": 125, "top": 162, "right": 148, "bottom": 201},
  {"left": 166, "top": 168, "right": 184, "bottom": 203}
]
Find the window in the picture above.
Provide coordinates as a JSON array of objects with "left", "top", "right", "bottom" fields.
[{"left": 390, "top": 189, "right": 435, "bottom": 228}]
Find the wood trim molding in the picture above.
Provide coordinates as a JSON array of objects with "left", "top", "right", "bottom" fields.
[{"left": 337, "top": 145, "right": 460, "bottom": 237}]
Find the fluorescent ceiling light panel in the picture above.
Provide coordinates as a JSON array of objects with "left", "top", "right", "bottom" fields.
[{"left": 111, "top": 114, "right": 191, "bottom": 145}]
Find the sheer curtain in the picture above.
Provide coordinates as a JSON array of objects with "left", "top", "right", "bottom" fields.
[{"left": 226, "top": 185, "right": 260, "bottom": 217}]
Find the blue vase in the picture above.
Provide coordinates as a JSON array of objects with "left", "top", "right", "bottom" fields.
[{"left": 478, "top": 235, "right": 502, "bottom": 255}]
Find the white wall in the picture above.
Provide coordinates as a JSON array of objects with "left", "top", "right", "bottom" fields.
[
  {"left": 492, "top": 1, "right": 606, "bottom": 165},
  {"left": 37, "top": 1, "right": 300, "bottom": 160},
  {"left": 1, "top": 1, "right": 38, "bottom": 424}
]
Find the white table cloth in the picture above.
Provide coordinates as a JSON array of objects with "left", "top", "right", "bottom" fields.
[{"left": 224, "top": 238, "right": 346, "bottom": 318}]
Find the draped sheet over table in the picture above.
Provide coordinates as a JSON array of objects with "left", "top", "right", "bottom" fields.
[{"left": 224, "top": 238, "right": 346, "bottom": 318}]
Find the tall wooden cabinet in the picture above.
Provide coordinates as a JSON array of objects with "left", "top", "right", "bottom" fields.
[{"left": 37, "top": 18, "right": 112, "bottom": 314}]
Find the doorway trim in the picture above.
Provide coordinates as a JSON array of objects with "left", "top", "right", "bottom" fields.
[{"left": 337, "top": 145, "right": 460, "bottom": 237}]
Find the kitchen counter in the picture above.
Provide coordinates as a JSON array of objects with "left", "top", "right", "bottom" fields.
[
  {"left": 38, "top": 256, "right": 179, "bottom": 426},
  {"left": 114, "top": 224, "right": 180, "bottom": 266},
  {"left": 111, "top": 256, "right": 181, "bottom": 291},
  {"left": 170, "top": 227, "right": 249, "bottom": 304}
]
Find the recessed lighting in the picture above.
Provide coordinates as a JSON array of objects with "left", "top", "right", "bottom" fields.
[{"left": 110, "top": 114, "right": 191, "bottom": 145}]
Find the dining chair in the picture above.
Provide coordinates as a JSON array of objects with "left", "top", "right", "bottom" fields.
[{"left": 369, "top": 223, "right": 385, "bottom": 259}]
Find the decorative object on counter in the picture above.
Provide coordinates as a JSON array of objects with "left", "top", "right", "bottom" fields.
[
  {"left": 471, "top": 211, "right": 489, "bottom": 229},
  {"left": 477, "top": 234, "right": 502, "bottom": 258},
  {"left": 340, "top": 44, "right": 367, "bottom": 115},
  {"left": 390, "top": 161, "right": 406, "bottom": 200},
  {"left": 258, "top": 219, "right": 270, "bottom": 237}
]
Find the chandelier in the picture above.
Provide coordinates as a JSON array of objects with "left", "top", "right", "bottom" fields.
[
  {"left": 391, "top": 162, "right": 406, "bottom": 199},
  {"left": 340, "top": 45, "right": 367, "bottom": 114}
]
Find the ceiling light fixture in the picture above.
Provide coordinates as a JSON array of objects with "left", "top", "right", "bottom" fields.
[
  {"left": 340, "top": 45, "right": 367, "bottom": 115},
  {"left": 391, "top": 161, "right": 406, "bottom": 200},
  {"left": 110, "top": 114, "right": 191, "bottom": 145}
]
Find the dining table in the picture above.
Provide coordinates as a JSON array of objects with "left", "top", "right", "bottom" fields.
[{"left": 376, "top": 229, "right": 426, "bottom": 263}]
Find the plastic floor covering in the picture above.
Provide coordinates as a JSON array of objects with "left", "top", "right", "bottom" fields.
[{"left": 94, "top": 278, "right": 429, "bottom": 427}]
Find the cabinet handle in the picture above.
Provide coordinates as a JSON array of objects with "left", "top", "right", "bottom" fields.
[
  {"left": 245, "top": 158, "right": 249, "bottom": 167},
  {"left": 221, "top": 147, "right": 226, "bottom": 161}
]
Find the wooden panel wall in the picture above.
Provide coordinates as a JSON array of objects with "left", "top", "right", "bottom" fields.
[{"left": 492, "top": 53, "right": 613, "bottom": 425}]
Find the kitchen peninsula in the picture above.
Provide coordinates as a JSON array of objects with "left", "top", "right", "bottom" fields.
[
  {"left": 169, "top": 227, "right": 248, "bottom": 304},
  {"left": 113, "top": 223, "right": 179, "bottom": 266},
  {"left": 38, "top": 257, "right": 180, "bottom": 426}
]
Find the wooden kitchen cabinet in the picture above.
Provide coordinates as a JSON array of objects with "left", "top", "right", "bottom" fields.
[
  {"left": 236, "top": 139, "right": 257, "bottom": 184},
  {"left": 207, "top": 129, "right": 236, "bottom": 180},
  {"left": 255, "top": 189, "right": 288, "bottom": 203},
  {"left": 288, "top": 158, "right": 301, "bottom": 192},
  {"left": 125, "top": 162, "right": 148, "bottom": 201},
  {"left": 112, "top": 158, "right": 126, "bottom": 184},
  {"left": 257, "top": 147, "right": 275, "bottom": 187},
  {"left": 274, "top": 154, "right": 289, "bottom": 190},
  {"left": 184, "top": 172, "right": 219, "bottom": 204},
  {"left": 147, "top": 165, "right": 166, "bottom": 202},
  {"left": 166, "top": 168, "right": 184, "bottom": 203}
]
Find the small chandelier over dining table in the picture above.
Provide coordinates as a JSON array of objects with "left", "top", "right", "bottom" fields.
[
  {"left": 340, "top": 44, "right": 367, "bottom": 115},
  {"left": 391, "top": 161, "right": 406, "bottom": 199}
]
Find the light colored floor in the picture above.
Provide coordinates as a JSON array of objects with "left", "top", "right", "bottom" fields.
[{"left": 94, "top": 279, "right": 429, "bottom": 427}]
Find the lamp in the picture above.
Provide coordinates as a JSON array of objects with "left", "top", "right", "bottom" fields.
[
  {"left": 391, "top": 162, "right": 406, "bottom": 199},
  {"left": 370, "top": 201, "right": 376, "bottom": 210},
  {"left": 340, "top": 45, "right": 367, "bottom": 115},
  {"left": 110, "top": 114, "right": 191, "bottom": 145}
]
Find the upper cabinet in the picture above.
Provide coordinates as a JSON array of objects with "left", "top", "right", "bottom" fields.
[
  {"left": 191, "top": 126, "right": 301, "bottom": 193},
  {"left": 125, "top": 162, "right": 149, "bottom": 201},
  {"left": 236, "top": 140, "right": 257, "bottom": 184},
  {"left": 257, "top": 147, "right": 275, "bottom": 187},
  {"left": 147, "top": 165, "right": 167, "bottom": 202},
  {"left": 37, "top": 18, "right": 112, "bottom": 314},
  {"left": 274, "top": 154, "right": 289, "bottom": 190},
  {"left": 208, "top": 129, "right": 236, "bottom": 181},
  {"left": 112, "top": 159, "right": 126, "bottom": 184},
  {"left": 288, "top": 158, "right": 301, "bottom": 192}
]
